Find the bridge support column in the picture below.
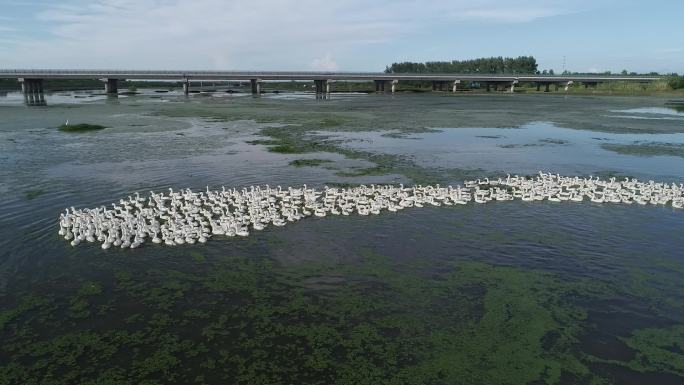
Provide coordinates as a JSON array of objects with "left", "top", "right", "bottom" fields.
[
  {"left": 536, "top": 83, "right": 541, "bottom": 91},
  {"left": 391, "top": 79, "right": 398, "bottom": 94},
  {"left": 313, "top": 80, "right": 326, "bottom": 98},
  {"left": 544, "top": 83, "right": 550, "bottom": 92},
  {"left": 374, "top": 80, "right": 388, "bottom": 93},
  {"left": 326, "top": 80, "right": 334, "bottom": 96},
  {"left": 182, "top": 79, "right": 190, "bottom": 95},
  {"left": 452, "top": 80, "right": 461, "bottom": 93},
  {"left": 19, "top": 78, "right": 46, "bottom": 106},
  {"left": 250, "top": 79, "right": 262, "bottom": 95},
  {"left": 102, "top": 78, "right": 119, "bottom": 95},
  {"left": 432, "top": 81, "right": 449, "bottom": 92},
  {"left": 486, "top": 83, "right": 491, "bottom": 92},
  {"left": 554, "top": 83, "right": 560, "bottom": 92}
]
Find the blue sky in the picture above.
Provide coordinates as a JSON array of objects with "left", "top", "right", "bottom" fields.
[{"left": 0, "top": 0, "right": 682, "bottom": 73}]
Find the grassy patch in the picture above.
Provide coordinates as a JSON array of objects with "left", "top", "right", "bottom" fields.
[
  {"left": 58, "top": 123, "right": 106, "bottom": 132},
  {"left": 499, "top": 138, "right": 569, "bottom": 148},
  {"left": 602, "top": 142, "right": 684, "bottom": 158},
  {"left": 289, "top": 159, "right": 332, "bottom": 167}
]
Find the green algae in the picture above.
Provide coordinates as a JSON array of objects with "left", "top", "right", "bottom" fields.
[
  {"left": 0, "top": 295, "right": 44, "bottom": 332},
  {"left": 602, "top": 142, "right": 684, "bottom": 158},
  {"left": 2, "top": 247, "right": 684, "bottom": 384},
  {"left": 289, "top": 159, "right": 332, "bottom": 167},
  {"left": 189, "top": 251, "right": 206, "bottom": 262},
  {"left": 58, "top": 123, "right": 106, "bottom": 132},
  {"left": 622, "top": 326, "right": 684, "bottom": 375},
  {"left": 499, "top": 139, "right": 569, "bottom": 149}
]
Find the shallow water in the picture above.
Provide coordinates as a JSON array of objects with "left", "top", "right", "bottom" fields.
[
  {"left": 1, "top": 91, "right": 683, "bottom": 385},
  {"left": 319, "top": 121, "right": 684, "bottom": 180}
]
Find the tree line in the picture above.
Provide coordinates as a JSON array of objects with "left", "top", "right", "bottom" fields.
[{"left": 385, "top": 56, "right": 539, "bottom": 74}]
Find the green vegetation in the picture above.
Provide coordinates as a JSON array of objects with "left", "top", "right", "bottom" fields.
[
  {"left": 601, "top": 142, "right": 684, "bottom": 158},
  {"left": 621, "top": 326, "right": 684, "bottom": 375},
  {"left": 668, "top": 75, "right": 684, "bottom": 90},
  {"left": 3, "top": 246, "right": 683, "bottom": 384},
  {"left": 289, "top": 159, "right": 332, "bottom": 167},
  {"left": 58, "top": 123, "right": 106, "bottom": 132},
  {"left": 499, "top": 139, "right": 569, "bottom": 149}
]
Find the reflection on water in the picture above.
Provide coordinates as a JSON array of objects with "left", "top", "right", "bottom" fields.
[
  {"left": 0, "top": 91, "right": 683, "bottom": 384},
  {"left": 613, "top": 107, "right": 684, "bottom": 116}
]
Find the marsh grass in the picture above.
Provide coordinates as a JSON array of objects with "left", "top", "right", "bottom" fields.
[
  {"left": 58, "top": 123, "right": 106, "bottom": 132},
  {"left": 288, "top": 159, "right": 333, "bottom": 167},
  {"left": 602, "top": 142, "right": 684, "bottom": 158}
]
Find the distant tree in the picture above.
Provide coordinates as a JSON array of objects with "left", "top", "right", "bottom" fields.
[
  {"left": 385, "top": 56, "right": 538, "bottom": 74},
  {"left": 549, "top": 69, "right": 555, "bottom": 75},
  {"left": 621, "top": 69, "right": 629, "bottom": 75},
  {"left": 668, "top": 75, "right": 684, "bottom": 89}
]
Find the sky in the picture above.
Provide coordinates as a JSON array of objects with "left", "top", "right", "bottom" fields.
[{"left": 0, "top": 0, "right": 682, "bottom": 73}]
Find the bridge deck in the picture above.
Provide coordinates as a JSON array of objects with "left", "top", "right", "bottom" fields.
[{"left": 0, "top": 69, "right": 661, "bottom": 83}]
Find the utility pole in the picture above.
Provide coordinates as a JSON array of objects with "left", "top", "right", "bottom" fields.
[{"left": 563, "top": 56, "right": 566, "bottom": 74}]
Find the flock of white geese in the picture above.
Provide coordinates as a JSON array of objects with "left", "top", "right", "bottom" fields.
[{"left": 59, "top": 172, "right": 684, "bottom": 250}]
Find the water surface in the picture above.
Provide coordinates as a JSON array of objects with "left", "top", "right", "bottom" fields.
[{"left": 1, "top": 91, "right": 683, "bottom": 385}]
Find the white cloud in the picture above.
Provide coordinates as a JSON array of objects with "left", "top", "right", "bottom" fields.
[
  {"left": 1, "top": 0, "right": 600, "bottom": 69},
  {"left": 310, "top": 53, "right": 339, "bottom": 71},
  {"left": 654, "top": 48, "right": 684, "bottom": 54}
]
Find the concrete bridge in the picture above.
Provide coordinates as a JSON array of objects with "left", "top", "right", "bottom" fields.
[{"left": 0, "top": 69, "right": 662, "bottom": 105}]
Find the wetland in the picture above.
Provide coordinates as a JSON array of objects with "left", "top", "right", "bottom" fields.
[{"left": 1, "top": 90, "right": 684, "bottom": 385}]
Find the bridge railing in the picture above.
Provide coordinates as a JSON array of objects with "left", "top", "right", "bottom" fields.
[{"left": 0, "top": 69, "right": 663, "bottom": 79}]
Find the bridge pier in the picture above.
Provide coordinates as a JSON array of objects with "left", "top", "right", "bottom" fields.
[
  {"left": 19, "top": 78, "right": 46, "bottom": 106},
  {"left": 313, "top": 80, "right": 326, "bottom": 98},
  {"left": 431, "top": 81, "right": 450, "bottom": 92},
  {"left": 102, "top": 78, "right": 119, "bottom": 95},
  {"left": 545, "top": 83, "right": 550, "bottom": 92},
  {"left": 326, "top": 80, "right": 335, "bottom": 97},
  {"left": 486, "top": 83, "right": 491, "bottom": 92},
  {"left": 374, "top": 80, "right": 384, "bottom": 93},
  {"left": 452, "top": 80, "right": 461, "bottom": 92},
  {"left": 250, "top": 79, "right": 262, "bottom": 95},
  {"left": 182, "top": 79, "right": 190, "bottom": 95},
  {"left": 391, "top": 79, "right": 398, "bottom": 94}
]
